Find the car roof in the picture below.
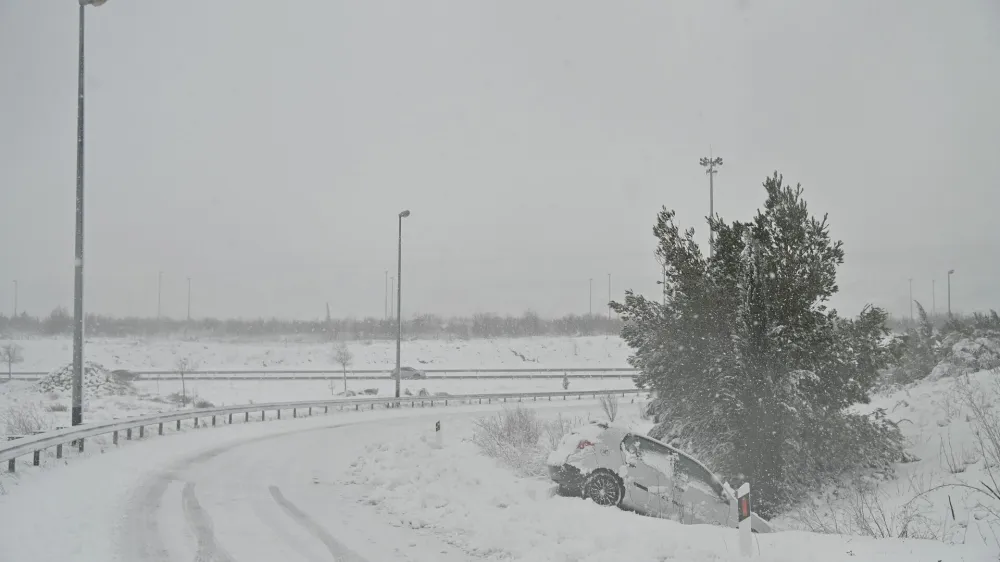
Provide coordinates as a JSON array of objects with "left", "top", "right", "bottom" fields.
[{"left": 601, "top": 423, "right": 721, "bottom": 478}]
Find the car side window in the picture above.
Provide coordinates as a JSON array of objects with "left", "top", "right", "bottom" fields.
[{"left": 673, "top": 453, "right": 724, "bottom": 497}]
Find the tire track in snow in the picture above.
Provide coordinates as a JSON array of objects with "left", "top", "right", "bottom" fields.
[
  {"left": 182, "top": 482, "right": 236, "bottom": 562},
  {"left": 269, "top": 485, "right": 370, "bottom": 562}
]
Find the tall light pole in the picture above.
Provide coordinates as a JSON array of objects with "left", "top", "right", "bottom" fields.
[
  {"left": 908, "top": 278, "right": 913, "bottom": 323},
  {"left": 186, "top": 277, "right": 192, "bottom": 321},
  {"left": 699, "top": 153, "right": 723, "bottom": 258},
  {"left": 384, "top": 270, "right": 389, "bottom": 320},
  {"left": 157, "top": 271, "right": 163, "bottom": 319},
  {"left": 947, "top": 269, "right": 955, "bottom": 317},
  {"left": 12, "top": 280, "right": 17, "bottom": 318},
  {"left": 72, "top": 0, "right": 109, "bottom": 427},
  {"left": 389, "top": 277, "right": 394, "bottom": 318},
  {"left": 395, "top": 210, "right": 411, "bottom": 400}
]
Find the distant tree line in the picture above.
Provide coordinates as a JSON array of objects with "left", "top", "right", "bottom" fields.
[{"left": 0, "top": 308, "right": 623, "bottom": 340}]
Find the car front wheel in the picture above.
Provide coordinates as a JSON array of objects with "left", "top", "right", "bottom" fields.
[{"left": 582, "top": 470, "right": 624, "bottom": 507}]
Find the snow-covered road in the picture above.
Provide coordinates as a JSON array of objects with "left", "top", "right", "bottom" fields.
[{"left": 0, "top": 400, "right": 599, "bottom": 562}]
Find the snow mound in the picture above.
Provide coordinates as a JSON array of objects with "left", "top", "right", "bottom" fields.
[
  {"left": 928, "top": 337, "right": 1000, "bottom": 382},
  {"left": 35, "top": 361, "right": 137, "bottom": 397}
]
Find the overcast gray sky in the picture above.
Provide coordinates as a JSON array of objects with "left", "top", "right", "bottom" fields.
[{"left": 1, "top": 0, "right": 998, "bottom": 321}]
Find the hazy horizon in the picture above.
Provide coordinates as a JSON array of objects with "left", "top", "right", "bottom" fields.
[{"left": 2, "top": 0, "right": 998, "bottom": 322}]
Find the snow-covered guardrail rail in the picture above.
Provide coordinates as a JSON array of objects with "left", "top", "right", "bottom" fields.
[
  {"left": 7, "top": 367, "right": 639, "bottom": 381},
  {"left": 0, "top": 388, "right": 646, "bottom": 473}
]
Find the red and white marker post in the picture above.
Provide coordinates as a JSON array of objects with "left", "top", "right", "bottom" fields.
[{"left": 737, "top": 482, "right": 752, "bottom": 557}]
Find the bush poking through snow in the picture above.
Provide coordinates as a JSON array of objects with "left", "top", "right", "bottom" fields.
[
  {"left": 2, "top": 402, "right": 50, "bottom": 436},
  {"left": 543, "top": 413, "right": 585, "bottom": 450},
  {"left": 599, "top": 393, "right": 618, "bottom": 422},
  {"left": 472, "top": 406, "right": 547, "bottom": 477}
]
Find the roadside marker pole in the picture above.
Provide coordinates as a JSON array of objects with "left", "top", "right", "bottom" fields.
[{"left": 738, "top": 482, "right": 752, "bottom": 557}]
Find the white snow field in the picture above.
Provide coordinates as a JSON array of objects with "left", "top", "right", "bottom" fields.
[
  {"left": 1, "top": 398, "right": 992, "bottom": 562},
  {"left": 0, "top": 336, "right": 635, "bottom": 439},
  {"left": 7, "top": 335, "right": 630, "bottom": 373}
]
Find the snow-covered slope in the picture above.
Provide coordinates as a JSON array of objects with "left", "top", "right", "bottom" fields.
[
  {"left": 777, "top": 369, "right": 1000, "bottom": 552},
  {"left": 340, "top": 407, "right": 994, "bottom": 561}
]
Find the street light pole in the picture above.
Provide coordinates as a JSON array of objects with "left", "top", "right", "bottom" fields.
[
  {"left": 607, "top": 273, "right": 611, "bottom": 325},
  {"left": 589, "top": 278, "right": 593, "bottom": 316},
  {"left": 384, "top": 270, "right": 389, "bottom": 320},
  {"left": 12, "top": 280, "right": 17, "bottom": 318},
  {"left": 395, "top": 210, "right": 411, "bottom": 400},
  {"left": 72, "top": 0, "right": 107, "bottom": 426},
  {"left": 186, "top": 277, "right": 192, "bottom": 321},
  {"left": 947, "top": 269, "right": 955, "bottom": 317},
  {"left": 699, "top": 152, "right": 723, "bottom": 258},
  {"left": 389, "top": 277, "right": 394, "bottom": 318}
]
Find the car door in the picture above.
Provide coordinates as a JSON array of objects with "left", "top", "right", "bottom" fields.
[
  {"left": 619, "top": 434, "right": 682, "bottom": 518},
  {"left": 670, "top": 453, "right": 733, "bottom": 527}
]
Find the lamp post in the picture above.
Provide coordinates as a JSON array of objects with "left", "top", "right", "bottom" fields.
[
  {"left": 72, "top": 0, "right": 110, "bottom": 427},
  {"left": 699, "top": 153, "right": 723, "bottom": 258},
  {"left": 12, "top": 280, "right": 17, "bottom": 318},
  {"left": 186, "top": 277, "right": 192, "bottom": 321},
  {"left": 395, "top": 210, "right": 411, "bottom": 400},
  {"left": 947, "top": 269, "right": 955, "bottom": 317}
]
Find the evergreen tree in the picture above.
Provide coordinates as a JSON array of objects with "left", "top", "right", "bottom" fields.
[{"left": 613, "top": 172, "right": 902, "bottom": 516}]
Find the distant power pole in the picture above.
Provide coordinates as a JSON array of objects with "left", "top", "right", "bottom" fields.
[
  {"left": 12, "top": 280, "right": 17, "bottom": 318},
  {"left": 389, "top": 276, "right": 395, "bottom": 319},
  {"left": 607, "top": 273, "right": 611, "bottom": 324},
  {"left": 157, "top": 271, "right": 163, "bottom": 319},
  {"left": 908, "top": 278, "right": 913, "bottom": 322},
  {"left": 186, "top": 277, "right": 192, "bottom": 321},
  {"left": 699, "top": 151, "right": 723, "bottom": 258},
  {"left": 384, "top": 270, "right": 389, "bottom": 320}
]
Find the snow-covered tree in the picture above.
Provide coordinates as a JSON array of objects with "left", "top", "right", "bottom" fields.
[{"left": 612, "top": 172, "right": 903, "bottom": 516}]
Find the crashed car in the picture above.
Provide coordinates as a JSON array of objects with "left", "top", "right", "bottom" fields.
[{"left": 547, "top": 421, "right": 772, "bottom": 533}]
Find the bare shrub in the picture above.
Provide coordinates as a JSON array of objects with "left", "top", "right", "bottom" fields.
[
  {"left": 543, "top": 413, "right": 585, "bottom": 450},
  {"left": 2, "top": 402, "right": 50, "bottom": 436},
  {"left": 957, "top": 377, "right": 1000, "bottom": 515},
  {"left": 473, "top": 406, "right": 546, "bottom": 476},
  {"left": 846, "top": 485, "right": 936, "bottom": 539},
  {"left": 45, "top": 402, "right": 68, "bottom": 412},
  {"left": 599, "top": 393, "right": 619, "bottom": 422},
  {"left": 192, "top": 398, "right": 215, "bottom": 408},
  {"left": 0, "top": 342, "right": 24, "bottom": 380},
  {"left": 174, "top": 357, "right": 200, "bottom": 404},
  {"left": 333, "top": 343, "right": 353, "bottom": 395}
]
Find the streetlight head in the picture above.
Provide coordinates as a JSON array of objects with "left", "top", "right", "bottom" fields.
[
  {"left": 948, "top": 269, "right": 955, "bottom": 274},
  {"left": 399, "top": 210, "right": 411, "bottom": 218},
  {"left": 81, "top": 0, "right": 110, "bottom": 6}
]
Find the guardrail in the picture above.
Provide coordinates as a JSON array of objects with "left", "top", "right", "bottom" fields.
[
  {"left": 1, "top": 388, "right": 647, "bottom": 473},
  {"left": 6, "top": 367, "right": 640, "bottom": 382}
]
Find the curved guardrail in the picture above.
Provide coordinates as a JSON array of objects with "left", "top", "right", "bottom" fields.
[{"left": 1, "top": 388, "right": 647, "bottom": 473}]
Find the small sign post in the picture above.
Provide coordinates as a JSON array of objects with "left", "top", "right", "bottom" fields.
[{"left": 737, "top": 483, "right": 752, "bottom": 557}]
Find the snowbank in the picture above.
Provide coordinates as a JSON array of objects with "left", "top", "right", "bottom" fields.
[{"left": 338, "top": 414, "right": 990, "bottom": 561}]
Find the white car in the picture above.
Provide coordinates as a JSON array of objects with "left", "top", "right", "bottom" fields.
[
  {"left": 547, "top": 421, "right": 772, "bottom": 533},
  {"left": 390, "top": 366, "right": 426, "bottom": 380}
]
